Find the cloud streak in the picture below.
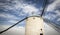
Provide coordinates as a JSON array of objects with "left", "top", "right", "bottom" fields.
[
  {"left": 0, "top": 25, "right": 25, "bottom": 35},
  {"left": 43, "top": 0, "right": 60, "bottom": 32},
  {"left": 0, "top": 23, "right": 60, "bottom": 35},
  {"left": 0, "top": 13, "right": 18, "bottom": 20}
]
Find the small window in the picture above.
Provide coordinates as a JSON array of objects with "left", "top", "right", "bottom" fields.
[
  {"left": 33, "top": 17, "right": 35, "bottom": 19},
  {"left": 40, "top": 29, "right": 42, "bottom": 31},
  {"left": 40, "top": 33, "right": 43, "bottom": 35}
]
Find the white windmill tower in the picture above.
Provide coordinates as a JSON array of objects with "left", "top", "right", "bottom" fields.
[
  {"left": 25, "top": 0, "right": 47, "bottom": 35},
  {"left": 0, "top": 0, "right": 47, "bottom": 35},
  {"left": 0, "top": 0, "right": 60, "bottom": 35},
  {"left": 25, "top": 14, "right": 44, "bottom": 35}
]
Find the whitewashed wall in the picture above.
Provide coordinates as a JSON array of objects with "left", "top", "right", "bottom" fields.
[{"left": 26, "top": 17, "right": 44, "bottom": 35}]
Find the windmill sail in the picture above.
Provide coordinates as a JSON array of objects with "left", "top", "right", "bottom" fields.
[
  {"left": 44, "top": 19, "right": 60, "bottom": 33},
  {"left": 0, "top": 17, "right": 28, "bottom": 34}
]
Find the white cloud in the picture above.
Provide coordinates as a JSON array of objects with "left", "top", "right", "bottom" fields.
[
  {"left": 22, "top": 5, "right": 39, "bottom": 14},
  {"left": 13, "top": 1, "right": 39, "bottom": 15},
  {"left": 14, "top": 2, "right": 23, "bottom": 9},
  {"left": 43, "top": 13, "right": 57, "bottom": 20},
  {"left": 57, "top": 18, "right": 60, "bottom": 21},
  {"left": 7, "top": 20, "right": 18, "bottom": 23},
  {"left": 44, "top": 0, "right": 60, "bottom": 20},
  {"left": 0, "top": 23, "right": 60, "bottom": 35},
  {"left": 55, "top": 10, "right": 60, "bottom": 15},
  {"left": 47, "top": 0, "right": 60, "bottom": 11},
  {"left": 0, "top": 13, "right": 18, "bottom": 19},
  {"left": 0, "top": 25, "right": 25, "bottom": 35},
  {"left": 0, "top": 0, "right": 39, "bottom": 16},
  {"left": 44, "top": 23, "right": 60, "bottom": 35}
]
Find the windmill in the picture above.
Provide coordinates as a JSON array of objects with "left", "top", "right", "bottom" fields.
[
  {"left": 25, "top": 0, "right": 47, "bottom": 35},
  {"left": 0, "top": 0, "right": 60, "bottom": 35}
]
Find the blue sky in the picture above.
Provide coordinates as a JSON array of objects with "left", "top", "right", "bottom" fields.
[
  {"left": 0, "top": 0, "right": 60, "bottom": 27},
  {"left": 0, "top": 0, "right": 44, "bottom": 26},
  {"left": 0, "top": 0, "right": 60, "bottom": 35}
]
